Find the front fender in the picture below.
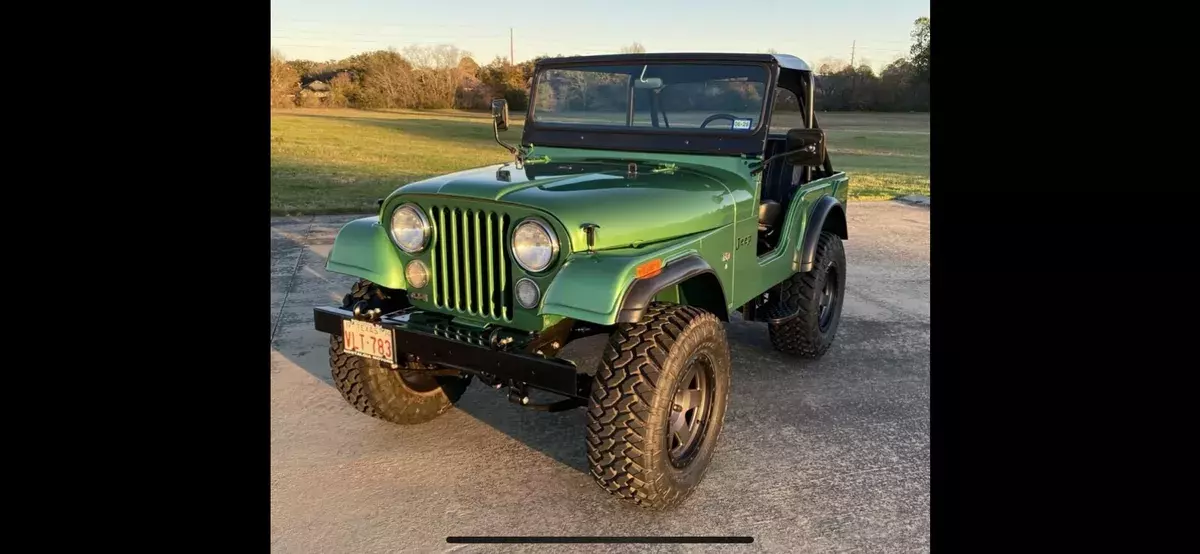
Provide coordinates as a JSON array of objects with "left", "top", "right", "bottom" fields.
[
  {"left": 324, "top": 217, "right": 407, "bottom": 290},
  {"left": 540, "top": 231, "right": 728, "bottom": 326},
  {"left": 540, "top": 249, "right": 674, "bottom": 326}
]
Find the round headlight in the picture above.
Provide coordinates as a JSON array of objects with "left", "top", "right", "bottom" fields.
[
  {"left": 515, "top": 278, "right": 540, "bottom": 309},
  {"left": 405, "top": 260, "right": 428, "bottom": 289},
  {"left": 389, "top": 203, "right": 430, "bottom": 253},
  {"left": 511, "top": 219, "right": 558, "bottom": 273}
]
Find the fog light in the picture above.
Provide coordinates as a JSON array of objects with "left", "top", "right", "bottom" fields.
[
  {"left": 405, "top": 260, "right": 429, "bottom": 289},
  {"left": 515, "top": 278, "right": 540, "bottom": 309}
]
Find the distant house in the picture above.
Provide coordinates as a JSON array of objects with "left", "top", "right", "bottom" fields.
[{"left": 302, "top": 80, "right": 330, "bottom": 98}]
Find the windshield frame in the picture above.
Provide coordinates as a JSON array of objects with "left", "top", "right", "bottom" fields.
[{"left": 522, "top": 56, "right": 781, "bottom": 156}]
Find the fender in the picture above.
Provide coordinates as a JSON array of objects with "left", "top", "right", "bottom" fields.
[
  {"left": 615, "top": 254, "right": 722, "bottom": 323},
  {"left": 540, "top": 231, "right": 729, "bottom": 327},
  {"left": 797, "top": 195, "right": 848, "bottom": 273},
  {"left": 324, "top": 217, "right": 407, "bottom": 290}
]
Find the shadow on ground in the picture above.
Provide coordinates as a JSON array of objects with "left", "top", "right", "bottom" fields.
[
  {"left": 272, "top": 216, "right": 928, "bottom": 476},
  {"left": 271, "top": 218, "right": 593, "bottom": 473},
  {"left": 271, "top": 203, "right": 930, "bottom": 551}
]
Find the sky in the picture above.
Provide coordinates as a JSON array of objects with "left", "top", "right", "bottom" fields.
[{"left": 271, "top": 0, "right": 928, "bottom": 73}]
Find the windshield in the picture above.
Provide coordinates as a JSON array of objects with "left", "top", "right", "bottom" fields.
[{"left": 530, "top": 63, "right": 769, "bottom": 133}]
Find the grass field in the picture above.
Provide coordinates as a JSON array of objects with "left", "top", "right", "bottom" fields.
[{"left": 271, "top": 109, "right": 929, "bottom": 215}]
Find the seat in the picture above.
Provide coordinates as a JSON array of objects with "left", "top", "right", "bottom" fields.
[
  {"left": 759, "top": 200, "right": 782, "bottom": 231},
  {"left": 758, "top": 136, "right": 793, "bottom": 234}
]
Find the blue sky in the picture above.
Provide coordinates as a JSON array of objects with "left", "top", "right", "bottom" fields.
[{"left": 271, "top": 0, "right": 928, "bottom": 72}]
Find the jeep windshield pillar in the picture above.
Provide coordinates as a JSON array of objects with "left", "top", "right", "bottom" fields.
[{"left": 313, "top": 52, "right": 849, "bottom": 510}]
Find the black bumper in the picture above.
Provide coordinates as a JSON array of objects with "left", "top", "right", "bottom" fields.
[{"left": 313, "top": 306, "right": 586, "bottom": 399}]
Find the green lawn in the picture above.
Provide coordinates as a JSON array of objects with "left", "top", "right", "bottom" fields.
[{"left": 270, "top": 109, "right": 929, "bottom": 215}]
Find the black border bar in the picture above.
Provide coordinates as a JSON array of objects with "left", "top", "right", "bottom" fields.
[{"left": 446, "top": 536, "right": 753, "bottom": 544}]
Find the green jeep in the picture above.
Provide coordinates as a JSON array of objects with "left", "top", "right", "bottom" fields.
[{"left": 313, "top": 53, "right": 849, "bottom": 510}]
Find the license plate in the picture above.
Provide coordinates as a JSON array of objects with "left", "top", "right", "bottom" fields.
[{"left": 341, "top": 319, "right": 395, "bottom": 363}]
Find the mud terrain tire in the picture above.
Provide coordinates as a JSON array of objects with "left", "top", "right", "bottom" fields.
[
  {"left": 586, "top": 303, "right": 732, "bottom": 510},
  {"left": 768, "top": 231, "right": 847, "bottom": 358},
  {"left": 328, "top": 279, "right": 470, "bottom": 425}
]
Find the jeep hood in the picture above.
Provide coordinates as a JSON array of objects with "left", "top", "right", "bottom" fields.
[{"left": 393, "top": 161, "right": 737, "bottom": 252}]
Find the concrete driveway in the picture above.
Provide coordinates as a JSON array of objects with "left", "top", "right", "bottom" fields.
[{"left": 270, "top": 201, "right": 930, "bottom": 553}]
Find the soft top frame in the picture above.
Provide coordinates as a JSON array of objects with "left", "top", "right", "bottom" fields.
[{"left": 522, "top": 53, "right": 815, "bottom": 157}]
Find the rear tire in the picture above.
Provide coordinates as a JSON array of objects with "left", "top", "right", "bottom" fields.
[
  {"left": 586, "top": 303, "right": 732, "bottom": 510},
  {"left": 768, "top": 231, "right": 847, "bottom": 358},
  {"left": 328, "top": 279, "right": 470, "bottom": 425}
]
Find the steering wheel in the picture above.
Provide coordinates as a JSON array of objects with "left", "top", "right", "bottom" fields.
[{"left": 700, "top": 113, "right": 740, "bottom": 129}]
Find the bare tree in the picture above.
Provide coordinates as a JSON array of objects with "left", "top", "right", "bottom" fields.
[
  {"left": 816, "top": 57, "right": 849, "bottom": 75},
  {"left": 270, "top": 49, "right": 300, "bottom": 108},
  {"left": 619, "top": 42, "right": 646, "bottom": 53},
  {"left": 400, "top": 44, "right": 475, "bottom": 109}
]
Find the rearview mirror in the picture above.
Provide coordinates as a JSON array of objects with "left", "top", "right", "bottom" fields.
[
  {"left": 491, "top": 98, "right": 509, "bottom": 132},
  {"left": 784, "top": 128, "right": 827, "bottom": 166},
  {"left": 633, "top": 77, "right": 663, "bottom": 89}
]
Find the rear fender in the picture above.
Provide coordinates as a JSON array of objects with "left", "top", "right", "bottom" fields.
[
  {"left": 771, "top": 173, "right": 848, "bottom": 274},
  {"left": 324, "top": 217, "right": 407, "bottom": 290},
  {"left": 797, "top": 195, "right": 848, "bottom": 272}
]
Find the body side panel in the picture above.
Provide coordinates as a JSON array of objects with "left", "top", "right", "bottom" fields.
[{"left": 738, "top": 172, "right": 850, "bottom": 302}]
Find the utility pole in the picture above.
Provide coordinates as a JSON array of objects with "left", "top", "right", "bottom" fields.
[
  {"left": 510, "top": 28, "right": 514, "bottom": 64},
  {"left": 849, "top": 40, "right": 857, "bottom": 106}
]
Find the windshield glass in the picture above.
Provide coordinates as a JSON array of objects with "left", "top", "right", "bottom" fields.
[{"left": 531, "top": 63, "right": 769, "bottom": 132}]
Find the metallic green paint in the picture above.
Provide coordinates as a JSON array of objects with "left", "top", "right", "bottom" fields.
[
  {"left": 325, "top": 144, "right": 849, "bottom": 332},
  {"left": 540, "top": 229, "right": 732, "bottom": 325},
  {"left": 324, "top": 217, "right": 407, "bottom": 290},
  {"left": 371, "top": 194, "right": 573, "bottom": 333},
  {"left": 731, "top": 173, "right": 850, "bottom": 308},
  {"left": 382, "top": 147, "right": 757, "bottom": 253}
]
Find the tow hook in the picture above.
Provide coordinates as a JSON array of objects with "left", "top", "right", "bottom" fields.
[
  {"left": 487, "top": 327, "right": 517, "bottom": 350},
  {"left": 507, "top": 383, "right": 530, "bottom": 405},
  {"left": 351, "top": 301, "right": 382, "bottom": 321}
]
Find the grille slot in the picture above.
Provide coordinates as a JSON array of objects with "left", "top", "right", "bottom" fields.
[{"left": 428, "top": 206, "right": 513, "bottom": 321}]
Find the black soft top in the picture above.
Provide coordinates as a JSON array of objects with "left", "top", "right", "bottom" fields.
[{"left": 534, "top": 52, "right": 812, "bottom": 73}]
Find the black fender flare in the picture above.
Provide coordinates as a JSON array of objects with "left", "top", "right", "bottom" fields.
[
  {"left": 798, "top": 195, "right": 848, "bottom": 272},
  {"left": 616, "top": 255, "right": 723, "bottom": 324}
]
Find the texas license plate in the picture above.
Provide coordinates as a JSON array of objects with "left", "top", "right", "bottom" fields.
[{"left": 342, "top": 319, "right": 395, "bottom": 363}]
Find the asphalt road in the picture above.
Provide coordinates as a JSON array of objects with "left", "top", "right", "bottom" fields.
[{"left": 270, "top": 200, "right": 930, "bottom": 553}]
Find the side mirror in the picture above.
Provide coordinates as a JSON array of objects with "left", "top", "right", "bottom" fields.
[
  {"left": 784, "top": 128, "right": 827, "bottom": 166},
  {"left": 491, "top": 98, "right": 509, "bottom": 132}
]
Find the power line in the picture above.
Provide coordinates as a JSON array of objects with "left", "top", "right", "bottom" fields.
[
  {"left": 855, "top": 46, "right": 910, "bottom": 52},
  {"left": 270, "top": 18, "right": 500, "bottom": 29},
  {"left": 271, "top": 35, "right": 506, "bottom": 43},
  {"left": 270, "top": 29, "right": 508, "bottom": 40}
]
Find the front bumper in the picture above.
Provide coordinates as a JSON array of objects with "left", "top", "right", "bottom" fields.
[{"left": 313, "top": 306, "right": 587, "bottom": 399}]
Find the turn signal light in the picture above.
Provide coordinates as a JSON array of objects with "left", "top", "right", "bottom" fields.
[{"left": 635, "top": 259, "right": 663, "bottom": 279}]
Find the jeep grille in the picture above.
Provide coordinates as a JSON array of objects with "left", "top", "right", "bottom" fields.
[{"left": 428, "top": 205, "right": 514, "bottom": 321}]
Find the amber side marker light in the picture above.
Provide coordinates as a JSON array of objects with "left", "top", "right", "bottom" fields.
[{"left": 635, "top": 259, "right": 663, "bottom": 279}]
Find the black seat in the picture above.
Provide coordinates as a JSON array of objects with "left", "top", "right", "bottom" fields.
[
  {"left": 759, "top": 199, "right": 782, "bottom": 231},
  {"left": 758, "top": 136, "right": 792, "bottom": 232}
]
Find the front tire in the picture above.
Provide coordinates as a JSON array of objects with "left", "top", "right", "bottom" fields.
[
  {"left": 586, "top": 303, "right": 732, "bottom": 510},
  {"left": 328, "top": 279, "right": 470, "bottom": 425},
  {"left": 768, "top": 231, "right": 847, "bottom": 358}
]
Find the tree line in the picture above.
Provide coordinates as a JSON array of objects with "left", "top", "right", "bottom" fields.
[{"left": 270, "top": 17, "right": 928, "bottom": 113}]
